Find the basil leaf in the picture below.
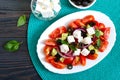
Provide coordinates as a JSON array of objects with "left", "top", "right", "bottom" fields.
[
  {"left": 17, "top": 15, "right": 26, "bottom": 27},
  {"left": 69, "top": 45, "right": 76, "bottom": 51},
  {"left": 3, "top": 40, "right": 22, "bottom": 52},
  {"left": 61, "top": 40, "right": 69, "bottom": 45},
  {"left": 96, "top": 39, "right": 101, "bottom": 48}
]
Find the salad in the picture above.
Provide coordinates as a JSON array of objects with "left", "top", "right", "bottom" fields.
[{"left": 43, "top": 15, "right": 110, "bottom": 69}]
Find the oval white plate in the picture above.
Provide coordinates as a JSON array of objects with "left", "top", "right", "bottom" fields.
[{"left": 37, "top": 10, "right": 116, "bottom": 74}]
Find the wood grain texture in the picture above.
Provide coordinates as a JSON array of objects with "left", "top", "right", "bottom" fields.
[{"left": 0, "top": 0, "right": 42, "bottom": 80}]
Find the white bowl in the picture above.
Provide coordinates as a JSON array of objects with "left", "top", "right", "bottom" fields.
[{"left": 69, "top": 0, "right": 96, "bottom": 9}]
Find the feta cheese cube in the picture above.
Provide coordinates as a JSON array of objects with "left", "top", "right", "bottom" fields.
[
  {"left": 60, "top": 44, "right": 69, "bottom": 53},
  {"left": 53, "top": 4, "right": 61, "bottom": 13},
  {"left": 73, "top": 30, "right": 81, "bottom": 39},
  {"left": 78, "top": 36, "right": 83, "bottom": 43},
  {"left": 41, "top": 8, "right": 54, "bottom": 18},
  {"left": 82, "top": 37, "right": 92, "bottom": 44},
  {"left": 87, "top": 27, "right": 95, "bottom": 35},
  {"left": 81, "top": 48, "right": 90, "bottom": 56},
  {"left": 73, "top": 49, "right": 81, "bottom": 56},
  {"left": 67, "top": 35, "right": 75, "bottom": 44},
  {"left": 35, "top": 3, "right": 42, "bottom": 13}
]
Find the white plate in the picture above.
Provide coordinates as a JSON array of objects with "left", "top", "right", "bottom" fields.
[{"left": 37, "top": 10, "right": 116, "bottom": 74}]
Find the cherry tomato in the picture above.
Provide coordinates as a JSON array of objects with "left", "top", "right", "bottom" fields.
[
  {"left": 87, "top": 53, "right": 98, "bottom": 60},
  {"left": 43, "top": 45, "right": 53, "bottom": 56},
  {"left": 80, "top": 54, "right": 86, "bottom": 66},
  {"left": 72, "top": 56, "right": 80, "bottom": 66},
  {"left": 59, "top": 26, "right": 67, "bottom": 34},
  {"left": 103, "top": 27, "right": 110, "bottom": 40},
  {"left": 99, "top": 40, "right": 109, "bottom": 52},
  {"left": 45, "top": 39, "right": 56, "bottom": 46},
  {"left": 45, "top": 56, "right": 55, "bottom": 63},
  {"left": 98, "top": 23, "right": 105, "bottom": 30},
  {"left": 63, "top": 57, "right": 74, "bottom": 65},
  {"left": 50, "top": 60, "right": 66, "bottom": 69},
  {"left": 74, "top": 19, "right": 85, "bottom": 27},
  {"left": 49, "top": 28, "right": 60, "bottom": 39},
  {"left": 82, "top": 15, "right": 95, "bottom": 24},
  {"left": 69, "top": 21, "right": 79, "bottom": 29}
]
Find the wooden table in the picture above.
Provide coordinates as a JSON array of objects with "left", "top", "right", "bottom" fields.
[{"left": 0, "top": 0, "right": 42, "bottom": 80}]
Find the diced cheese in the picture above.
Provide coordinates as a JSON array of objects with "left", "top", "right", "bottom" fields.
[
  {"left": 53, "top": 4, "right": 61, "bottom": 13},
  {"left": 60, "top": 44, "right": 69, "bottom": 53},
  {"left": 87, "top": 27, "right": 95, "bottom": 35},
  {"left": 73, "top": 49, "right": 81, "bottom": 56},
  {"left": 82, "top": 37, "right": 92, "bottom": 44},
  {"left": 51, "top": 0, "right": 59, "bottom": 4},
  {"left": 81, "top": 48, "right": 90, "bottom": 56},
  {"left": 78, "top": 36, "right": 83, "bottom": 43},
  {"left": 41, "top": 8, "right": 54, "bottom": 18},
  {"left": 67, "top": 35, "right": 75, "bottom": 44},
  {"left": 73, "top": 30, "right": 81, "bottom": 39}
]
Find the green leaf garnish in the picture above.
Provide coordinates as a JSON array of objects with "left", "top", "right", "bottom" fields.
[
  {"left": 69, "top": 45, "right": 76, "bottom": 51},
  {"left": 61, "top": 40, "right": 69, "bottom": 45},
  {"left": 17, "top": 15, "right": 26, "bottom": 27},
  {"left": 3, "top": 40, "right": 22, "bottom": 52}
]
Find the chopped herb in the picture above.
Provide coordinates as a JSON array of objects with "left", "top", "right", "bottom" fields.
[{"left": 69, "top": 45, "right": 76, "bottom": 51}]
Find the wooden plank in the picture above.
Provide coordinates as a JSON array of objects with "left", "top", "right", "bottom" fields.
[{"left": 0, "top": 37, "right": 42, "bottom": 80}]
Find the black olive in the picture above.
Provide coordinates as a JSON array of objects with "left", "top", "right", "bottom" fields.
[
  {"left": 88, "top": 0, "right": 94, "bottom": 3},
  {"left": 77, "top": 43, "right": 83, "bottom": 49},
  {"left": 88, "top": 21, "right": 96, "bottom": 27},
  {"left": 67, "top": 27, "right": 73, "bottom": 35},
  {"left": 56, "top": 39, "right": 62, "bottom": 45},
  {"left": 70, "top": 42, "right": 77, "bottom": 47},
  {"left": 90, "top": 50, "right": 95, "bottom": 54},
  {"left": 67, "top": 64, "right": 73, "bottom": 70},
  {"left": 82, "top": 1, "right": 89, "bottom": 6},
  {"left": 81, "top": 30, "right": 87, "bottom": 38},
  {"left": 74, "top": 1, "right": 82, "bottom": 6},
  {"left": 54, "top": 54, "right": 61, "bottom": 62}
]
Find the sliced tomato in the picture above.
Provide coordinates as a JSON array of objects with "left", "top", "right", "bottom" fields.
[
  {"left": 45, "top": 39, "right": 56, "bottom": 46},
  {"left": 63, "top": 57, "right": 74, "bottom": 65},
  {"left": 45, "top": 56, "right": 55, "bottom": 63},
  {"left": 87, "top": 53, "right": 98, "bottom": 60},
  {"left": 43, "top": 45, "right": 53, "bottom": 56},
  {"left": 82, "top": 15, "right": 95, "bottom": 24},
  {"left": 98, "top": 23, "right": 105, "bottom": 30},
  {"left": 99, "top": 40, "right": 109, "bottom": 52},
  {"left": 69, "top": 21, "right": 79, "bottom": 29},
  {"left": 103, "top": 27, "right": 110, "bottom": 40},
  {"left": 59, "top": 26, "right": 67, "bottom": 34},
  {"left": 80, "top": 54, "right": 86, "bottom": 66},
  {"left": 74, "top": 19, "right": 85, "bottom": 27},
  {"left": 72, "top": 56, "right": 80, "bottom": 66},
  {"left": 49, "top": 28, "right": 60, "bottom": 39},
  {"left": 50, "top": 60, "right": 66, "bottom": 69}
]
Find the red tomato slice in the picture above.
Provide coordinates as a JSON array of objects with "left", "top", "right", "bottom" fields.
[
  {"left": 87, "top": 53, "right": 98, "bottom": 60},
  {"left": 103, "top": 27, "right": 110, "bottom": 40},
  {"left": 98, "top": 23, "right": 105, "bottom": 30},
  {"left": 50, "top": 60, "right": 66, "bottom": 69},
  {"left": 45, "top": 39, "right": 56, "bottom": 46},
  {"left": 49, "top": 28, "right": 60, "bottom": 39},
  {"left": 69, "top": 21, "right": 79, "bottom": 29},
  {"left": 74, "top": 19, "right": 85, "bottom": 27},
  {"left": 72, "top": 56, "right": 80, "bottom": 66},
  {"left": 82, "top": 15, "right": 95, "bottom": 24},
  {"left": 63, "top": 57, "right": 74, "bottom": 65},
  {"left": 45, "top": 56, "right": 55, "bottom": 63},
  {"left": 80, "top": 54, "right": 86, "bottom": 66},
  {"left": 43, "top": 45, "right": 53, "bottom": 56},
  {"left": 99, "top": 40, "right": 109, "bottom": 52},
  {"left": 59, "top": 26, "right": 67, "bottom": 34}
]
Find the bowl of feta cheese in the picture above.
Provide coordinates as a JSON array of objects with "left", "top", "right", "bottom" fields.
[{"left": 31, "top": 0, "right": 61, "bottom": 20}]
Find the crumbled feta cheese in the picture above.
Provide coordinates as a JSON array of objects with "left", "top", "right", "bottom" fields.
[
  {"left": 73, "top": 49, "right": 81, "bottom": 56},
  {"left": 78, "top": 36, "right": 83, "bottom": 43},
  {"left": 81, "top": 48, "right": 90, "bottom": 56},
  {"left": 82, "top": 37, "right": 92, "bottom": 44},
  {"left": 87, "top": 27, "right": 95, "bottom": 35},
  {"left": 51, "top": 0, "right": 59, "bottom": 4},
  {"left": 53, "top": 4, "right": 61, "bottom": 13},
  {"left": 60, "top": 44, "right": 69, "bottom": 53},
  {"left": 73, "top": 30, "right": 81, "bottom": 39},
  {"left": 41, "top": 8, "right": 54, "bottom": 18},
  {"left": 67, "top": 35, "right": 75, "bottom": 44}
]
